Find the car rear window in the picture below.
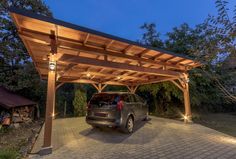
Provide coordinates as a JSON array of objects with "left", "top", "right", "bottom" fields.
[{"left": 90, "top": 94, "right": 120, "bottom": 105}]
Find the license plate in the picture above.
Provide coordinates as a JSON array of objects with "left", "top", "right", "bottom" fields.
[{"left": 94, "top": 113, "right": 107, "bottom": 117}]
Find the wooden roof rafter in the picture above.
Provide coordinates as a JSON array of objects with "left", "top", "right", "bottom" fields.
[{"left": 18, "top": 28, "right": 194, "bottom": 70}]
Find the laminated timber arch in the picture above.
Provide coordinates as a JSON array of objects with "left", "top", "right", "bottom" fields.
[{"left": 10, "top": 7, "right": 201, "bottom": 155}]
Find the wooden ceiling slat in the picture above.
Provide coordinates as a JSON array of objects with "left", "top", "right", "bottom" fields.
[
  {"left": 105, "top": 40, "right": 114, "bottom": 50},
  {"left": 62, "top": 70, "right": 148, "bottom": 81},
  {"left": 123, "top": 45, "right": 133, "bottom": 53},
  {"left": 152, "top": 53, "right": 164, "bottom": 60},
  {"left": 163, "top": 56, "right": 176, "bottom": 62},
  {"left": 136, "top": 49, "right": 150, "bottom": 57},
  {"left": 59, "top": 54, "right": 180, "bottom": 77},
  {"left": 83, "top": 33, "right": 90, "bottom": 45},
  {"left": 174, "top": 58, "right": 187, "bottom": 64}
]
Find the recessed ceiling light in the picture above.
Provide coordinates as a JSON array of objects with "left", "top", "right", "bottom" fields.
[
  {"left": 86, "top": 73, "right": 91, "bottom": 77},
  {"left": 42, "top": 56, "right": 48, "bottom": 61}
]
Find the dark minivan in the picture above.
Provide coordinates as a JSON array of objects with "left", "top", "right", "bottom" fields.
[{"left": 86, "top": 92, "right": 148, "bottom": 133}]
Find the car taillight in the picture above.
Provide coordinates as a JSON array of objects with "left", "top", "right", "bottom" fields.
[{"left": 117, "top": 100, "right": 123, "bottom": 111}]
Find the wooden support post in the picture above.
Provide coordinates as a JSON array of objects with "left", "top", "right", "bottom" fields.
[
  {"left": 40, "top": 31, "right": 57, "bottom": 155},
  {"left": 180, "top": 73, "right": 192, "bottom": 123},
  {"left": 98, "top": 83, "right": 102, "bottom": 93},
  {"left": 52, "top": 86, "right": 56, "bottom": 120},
  {"left": 39, "top": 68, "right": 56, "bottom": 155},
  {"left": 171, "top": 73, "right": 192, "bottom": 123},
  {"left": 183, "top": 78, "right": 192, "bottom": 123}
]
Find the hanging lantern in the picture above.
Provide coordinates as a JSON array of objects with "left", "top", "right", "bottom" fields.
[{"left": 49, "top": 61, "right": 56, "bottom": 71}]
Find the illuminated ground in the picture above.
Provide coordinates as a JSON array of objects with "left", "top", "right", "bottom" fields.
[{"left": 30, "top": 117, "right": 236, "bottom": 159}]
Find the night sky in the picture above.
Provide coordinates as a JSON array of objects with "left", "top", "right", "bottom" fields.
[{"left": 44, "top": 0, "right": 235, "bottom": 41}]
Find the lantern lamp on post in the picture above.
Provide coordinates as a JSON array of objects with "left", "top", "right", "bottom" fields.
[{"left": 49, "top": 61, "right": 56, "bottom": 71}]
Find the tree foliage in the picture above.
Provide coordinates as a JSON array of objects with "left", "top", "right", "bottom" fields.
[
  {"left": 0, "top": 0, "right": 52, "bottom": 90},
  {"left": 73, "top": 86, "right": 87, "bottom": 117},
  {"left": 139, "top": 23, "right": 164, "bottom": 48},
  {"left": 138, "top": 0, "right": 236, "bottom": 116}
]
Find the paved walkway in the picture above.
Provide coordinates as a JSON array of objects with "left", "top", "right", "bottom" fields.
[{"left": 30, "top": 117, "right": 236, "bottom": 159}]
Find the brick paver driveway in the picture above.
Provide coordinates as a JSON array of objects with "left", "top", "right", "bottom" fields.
[{"left": 30, "top": 117, "right": 236, "bottom": 159}]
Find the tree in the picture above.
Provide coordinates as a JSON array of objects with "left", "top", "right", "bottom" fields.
[
  {"left": 138, "top": 82, "right": 182, "bottom": 116},
  {"left": 165, "top": 23, "right": 200, "bottom": 58},
  {"left": 0, "top": 0, "right": 52, "bottom": 91},
  {"left": 56, "top": 83, "right": 75, "bottom": 117},
  {"left": 138, "top": 0, "right": 236, "bottom": 116},
  {"left": 139, "top": 23, "right": 164, "bottom": 48},
  {"left": 73, "top": 88, "right": 87, "bottom": 117}
]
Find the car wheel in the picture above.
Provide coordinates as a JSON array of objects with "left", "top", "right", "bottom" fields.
[
  {"left": 143, "top": 112, "right": 149, "bottom": 121},
  {"left": 125, "top": 116, "right": 134, "bottom": 133},
  {"left": 92, "top": 125, "right": 100, "bottom": 129}
]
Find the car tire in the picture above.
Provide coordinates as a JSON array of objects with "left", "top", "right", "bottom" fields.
[
  {"left": 123, "top": 116, "right": 134, "bottom": 133},
  {"left": 92, "top": 125, "right": 100, "bottom": 129},
  {"left": 143, "top": 112, "right": 149, "bottom": 121},
  {"left": 143, "top": 115, "right": 149, "bottom": 121}
]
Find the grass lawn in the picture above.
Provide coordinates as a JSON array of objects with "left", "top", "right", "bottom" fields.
[
  {"left": 0, "top": 148, "right": 20, "bottom": 159},
  {"left": 194, "top": 113, "right": 236, "bottom": 137},
  {"left": 0, "top": 121, "right": 42, "bottom": 158}
]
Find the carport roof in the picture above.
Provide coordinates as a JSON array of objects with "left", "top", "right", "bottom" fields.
[{"left": 10, "top": 7, "right": 201, "bottom": 86}]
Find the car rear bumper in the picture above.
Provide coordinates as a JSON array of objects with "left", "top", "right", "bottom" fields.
[{"left": 86, "top": 116, "right": 122, "bottom": 127}]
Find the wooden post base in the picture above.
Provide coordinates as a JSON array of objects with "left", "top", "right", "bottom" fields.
[
  {"left": 39, "top": 146, "right": 52, "bottom": 156},
  {"left": 171, "top": 73, "right": 192, "bottom": 123}
]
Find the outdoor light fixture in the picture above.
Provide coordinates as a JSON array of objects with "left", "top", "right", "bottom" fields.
[
  {"left": 186, "top": 78, "right": 190, "bottom": 83},
  {"left": 180, "top": 77, "right": 190, "bottom": 83},
  {"left": 183, "top": 115, "right": 188, "bottom": 120},
  {"left": 49, "top": 61, "right": 56, "bottom": 71},
  {"left": 86, "top": 73, "right": 91, "bottom": 77},
  {"left": 42, "top": 55, "right": 48, "bottom": 61},
  {"left": 181, "top": 114, "right": 189, "bottom": 122}
]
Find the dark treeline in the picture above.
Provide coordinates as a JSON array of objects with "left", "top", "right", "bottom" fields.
[{"left": 0, "top": 0, "right": 235, "bottom": 118}]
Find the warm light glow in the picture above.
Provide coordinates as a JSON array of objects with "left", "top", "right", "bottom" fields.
[
  {"left": 117, "top": 76, "right": 121, "bottom": 80},
  {"left": 42, "top": 56, "right": 48, "bottom": 61},
  {"left": 186, "top": 78, "right": 190, "bottom": 83},
  {"left": 86, "top": 73, "right": 91, "bottom": 77},
  {"left": 49, "top": 61, "right": 56, "bottom": 71},
  {"left": 183, "top": 115, "right": 188, "bottom": 120},
  {"left": 208, "top": 134, "right": 236, "bottom": 145},
  {"left": 180, "top": 113, "right": 189, "bottom": 122},
  {"left": 52, "top": 113, "right": 55, "bottom": 117},
  {"left": 220, "top": 137, "right": 236, "bottom": 145}
]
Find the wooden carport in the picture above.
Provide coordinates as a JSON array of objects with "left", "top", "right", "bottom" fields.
[{"left": 10, "top": 8, "right": 200, "bottom": 155}]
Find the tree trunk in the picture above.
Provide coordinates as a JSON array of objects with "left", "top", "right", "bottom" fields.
[{"left": 64, "top": 101, "right": 67, "bottom": 117}]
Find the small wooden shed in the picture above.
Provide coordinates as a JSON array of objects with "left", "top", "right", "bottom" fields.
[{"left": 0, "top": 87, "right": 37, "bottom": 124}]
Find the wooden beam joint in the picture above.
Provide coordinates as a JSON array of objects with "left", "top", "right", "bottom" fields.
[{"left": 50, "top": 30, "right": 57, "bottom": 54}]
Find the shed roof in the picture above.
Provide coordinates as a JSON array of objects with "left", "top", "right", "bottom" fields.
[
  {"left": 0, "top": 87, "right": 36, "bottom": 109},
  {"left": 9, "top": 8, "right": 201, "bottom": 86}
]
